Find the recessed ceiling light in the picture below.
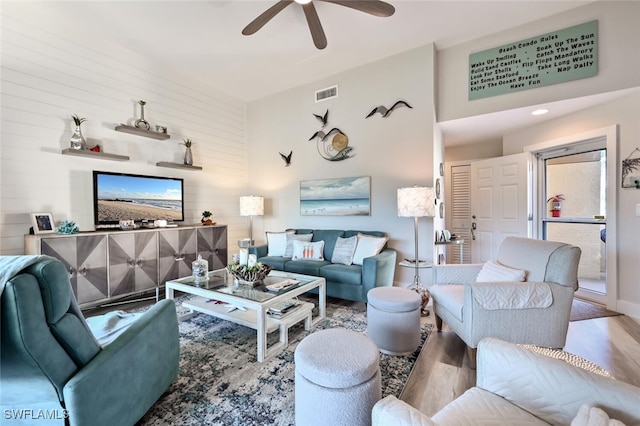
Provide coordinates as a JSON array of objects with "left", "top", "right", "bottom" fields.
[
  {"left": 295, "top": 0, "right": 312, "bottom": 4},
  {"left": 532, "top": 109, "right": 549, "bottom": 116}
]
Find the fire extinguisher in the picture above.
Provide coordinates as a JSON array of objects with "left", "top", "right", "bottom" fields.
[{"left": 547, "top": 194, "right": 564, "bottom": 217}]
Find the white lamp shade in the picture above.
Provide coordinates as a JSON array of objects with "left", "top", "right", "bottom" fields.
[
  {"left": 239, "top": 196, "right": 264, "bottom": 216},
  {"left": 397, "top": 186, "right": 435, "bottom": 217}
]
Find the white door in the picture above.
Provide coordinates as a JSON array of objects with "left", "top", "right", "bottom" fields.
[{"left": 470, "top": 153, "right": 531, "bottom": 262}]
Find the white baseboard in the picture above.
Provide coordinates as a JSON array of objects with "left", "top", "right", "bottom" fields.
[{"left": 615, "top": 299, "right": 640, "bottom": 321}]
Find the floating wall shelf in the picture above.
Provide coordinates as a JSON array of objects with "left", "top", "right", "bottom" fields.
[
  {"left": 156, "top": 161, "right": 202, "bottom": 171},
  {"left": 61, "top": 148, "right": 129, "bottom": 162},
  {"left": 115, "top": 124, "right": 170, "bottom": 140}
]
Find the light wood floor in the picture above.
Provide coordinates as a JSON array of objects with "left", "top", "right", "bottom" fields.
[{"left": 401, "top": 310, "right": 640, "bottom": 417}]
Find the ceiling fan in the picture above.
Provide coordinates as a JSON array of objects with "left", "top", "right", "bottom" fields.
[{"left": 242, "top": 0, "right": 395, "bottom": 50}]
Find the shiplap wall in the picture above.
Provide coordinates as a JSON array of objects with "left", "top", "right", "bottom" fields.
[{"left": 0, "top": 5, "right": 248, "bottom": 255}]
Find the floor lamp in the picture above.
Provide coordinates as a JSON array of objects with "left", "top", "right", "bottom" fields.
[
  {"left": 239, "top": 195, "right": 264, "bottom": 247},
  {"left": 397, "top": 186, "right": 435, "bottom": 315}
]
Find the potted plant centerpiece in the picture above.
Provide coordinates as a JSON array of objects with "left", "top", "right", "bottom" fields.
[
  {"left": 201, "top": 210, "right": 215, "bottom": 225},
  {"left": 547, "top": 194, "right": 565, "bottom": 217}
]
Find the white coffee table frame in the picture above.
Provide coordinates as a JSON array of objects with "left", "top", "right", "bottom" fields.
[{"left": 165, "top": 269, "right": 326, "bottom": 362}]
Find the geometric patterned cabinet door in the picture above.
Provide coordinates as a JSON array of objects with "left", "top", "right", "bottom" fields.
[
  {"left": 197, "top": 225, "right": 228, "bottom": 270},
  {"left": 108, "top": 231, "right": 158, "bottom": 297},
  {"left": 158, "top": 228, "right": 197, "bottom": 284},
  {"left": 41, "top": 234, "right": 108, "bottom": 305}
]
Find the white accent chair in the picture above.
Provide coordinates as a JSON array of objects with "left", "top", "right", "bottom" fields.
[
  {"left": 429, "top": 237, "right": 581, "bottom": 367},
  {"left": 372, "top": 338, "right": 640, "bottom": 426}
]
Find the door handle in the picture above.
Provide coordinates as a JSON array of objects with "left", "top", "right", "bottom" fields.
[{"left": 471, "top": 222, "right": 477, "bottom": 240}]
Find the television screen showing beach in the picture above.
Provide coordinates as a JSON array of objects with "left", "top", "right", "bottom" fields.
[
  {"left": 95, "top": 173, "right": 183, "bottom": 223},
  {"left": 300, "top": 176, "right": 370, "bottom": 216}
]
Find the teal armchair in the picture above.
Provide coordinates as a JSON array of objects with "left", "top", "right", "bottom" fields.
[{"left": 1, "top": 256, "right": 179, "bottom": 426}]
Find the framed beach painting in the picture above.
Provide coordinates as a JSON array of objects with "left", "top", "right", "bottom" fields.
[{"left": 300, "top": 176, "right": 371, "bottom": 216}]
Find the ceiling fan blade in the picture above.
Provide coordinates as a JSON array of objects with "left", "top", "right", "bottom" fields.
[
  {"left": 302, "top": 2, "right": 327, "bottom": 49},
  {"left": 242, "top": 0, "right": 295, "bottom": 35},
  {"left": 319, "top": 0, "right": 395, "bottom": 17}
]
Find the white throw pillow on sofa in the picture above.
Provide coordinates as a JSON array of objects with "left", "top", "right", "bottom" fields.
[
  {"left": 352, "top": 234, "right": 388, "bottom": 266},
  {"left": 331, "top": 236, "right": 358, "bottom": 266},
  {"left": 284, "top": 233, "right": 313, "bottom": 257},
  {"left": 476, "top": 259, "right": 526, "bottom": 282},
  {"left": 266, "top": 231, "right": 294, "bottom": 256},
  {"left": 292, "top": 240, "right": 325, "bottom": 261}
]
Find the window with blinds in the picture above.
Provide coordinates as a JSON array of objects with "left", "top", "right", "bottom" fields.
[{"left": 450, "top": 165, "right": 472, "bottom": 264}]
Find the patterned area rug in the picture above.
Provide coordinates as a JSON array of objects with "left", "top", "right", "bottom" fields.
[
  {"left": 570, "top": 298, "right": 622, "bottom": 322},
  {"left": 136, "top": 296, "right": 431, "bottom": 426}
]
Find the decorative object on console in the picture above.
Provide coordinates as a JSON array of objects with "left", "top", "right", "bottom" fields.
[
  {"left": 155, "top": 125, "right": 167, "bottom": 134},
  {"left": 622, "top": 147, "right": 640, "bottom": 188},
  {"left": 239, "top": 195, "right": 264, "bottom": 246},
  {"left": 397, "top": 186, "right": 436, "bottom": 316},
  {"left": 279, "top": 150, "right": 292, "bottom": 166},
  {"left": 135, "top": 100, "right": 150, "bottom": 130},
  {"left": 308, "top": 109, "right": 354, "bottom": 161},
  {"left": 30, "top": 212, "right": 55, "bottom": 234},
  {"left": 55, "top": 220, "right": 80, "bottom": 235},
  {"left": 201, "top": 210, "right": 215, "bottom": 225},
  {"left": 70, "top": 114, "right": 87, "bottom": 150},
  {"left": 181, "top": 138, "right": 193, "bottom": 165},
  {"left": 242, "top": 0, "right": 395, "bottom": 50},
  {"left": 89, "top": 144, "right": 101, "bottom": 152},
  {"left": 301, "top": 176, "right": 370, "bottom": 216},
  {"left": 365, "top": 100, "right": 413, "bottom": 118}
]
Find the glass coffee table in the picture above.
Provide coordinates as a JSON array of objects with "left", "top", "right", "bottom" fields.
[{"left": 165, "top": 269, "right": 326, "bottom": 362}]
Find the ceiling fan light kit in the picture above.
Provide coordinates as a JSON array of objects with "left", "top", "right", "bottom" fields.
[{"left": 242, "top": 0, "right": 395, "bottom": 50}]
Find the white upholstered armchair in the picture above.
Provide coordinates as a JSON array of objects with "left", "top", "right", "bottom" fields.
[{"left": 429, "top": 236, "right": 581, "bottom": 367}]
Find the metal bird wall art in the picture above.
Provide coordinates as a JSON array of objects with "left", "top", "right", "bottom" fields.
[
  {"left": 279, "top": 150, "right": 293, "bottom": 166},
  {"left": 313, "top": 110, "right": 328, "bottom": 127},
  {"left": 308, "top": 110, "right": 354, "bottom": 161},
  {"left": 366, "top": 100, "right": 413, "bottom": 118}
]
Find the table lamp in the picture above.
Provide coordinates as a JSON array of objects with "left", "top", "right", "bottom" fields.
[{"left": 239, "top": 195, "right": 264, "bottom": 247}]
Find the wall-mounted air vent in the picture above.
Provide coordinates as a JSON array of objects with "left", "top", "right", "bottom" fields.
[{"left": 315, "top": 85, "right": 338, "bottom": 102}]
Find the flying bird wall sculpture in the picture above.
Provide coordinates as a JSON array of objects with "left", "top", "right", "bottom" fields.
[
  {"left": 308, "top": 109, "right": 354, "bottom": 161},
  {"left": 365, "top": 100, "right": 413, "bottom": 118},
  {"left": 279, "top": 150, "right": 293, "bottom": 166}
]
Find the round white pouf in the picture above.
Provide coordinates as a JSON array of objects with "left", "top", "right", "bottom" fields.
[
  {"left": 367, "top": 287, "right": 421, "bottom": 355},
  {"left": 295, "top": 328, "right": 381, "bottom": 426}
]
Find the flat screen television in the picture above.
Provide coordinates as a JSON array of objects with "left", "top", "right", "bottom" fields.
[{"left": 93, "top": 171, "right": 185, "bottom": 226}]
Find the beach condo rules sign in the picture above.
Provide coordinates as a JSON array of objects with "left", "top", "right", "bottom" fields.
[{"left": 469, "top": 20, "right": 598, "bottom": 100}]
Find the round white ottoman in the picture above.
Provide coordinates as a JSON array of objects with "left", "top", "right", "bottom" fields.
[
  {"left": 295, "top": 328, "right": 381, "bottom": 426},
  {"left": 367, "top": 287, "right": 421, "bottom": 355}
]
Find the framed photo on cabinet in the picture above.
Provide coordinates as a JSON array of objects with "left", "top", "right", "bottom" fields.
[{"left": 31, "top": 212, "right": 55, "bottom": 234}]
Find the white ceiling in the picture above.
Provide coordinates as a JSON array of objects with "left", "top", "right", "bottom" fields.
[{"left": 27, "top": 0, "right": 629, "bottom": 146}]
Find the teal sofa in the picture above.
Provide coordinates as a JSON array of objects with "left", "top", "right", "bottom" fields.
[
  {"left": 249, "top": 229, "right": 396, "bottom": 303},
  {"left": 0, "top": 256, "right": 180, "bottom": 426}
]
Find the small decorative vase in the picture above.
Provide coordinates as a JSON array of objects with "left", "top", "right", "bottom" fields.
[
  {"left": 184, "top": 146, "right": 193, "bottom": 165},
  {"left": 192, "top": 255, "right": 209, "bottom": 285},
  {"left": 134, "top": 100, "right": 150, "bottom": 130},
  {"left": 70, "top": 125, "right": 86, "bottom": 150}
]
